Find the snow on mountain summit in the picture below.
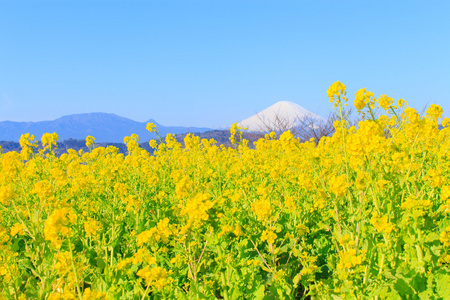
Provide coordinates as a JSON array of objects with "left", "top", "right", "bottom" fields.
[{"left": 237, "top": 101, "right": 325, "bottom": 132}]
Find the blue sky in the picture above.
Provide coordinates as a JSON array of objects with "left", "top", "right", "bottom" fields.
[{"left": 1, "top": 0, "right": 449, "bottom": 128}]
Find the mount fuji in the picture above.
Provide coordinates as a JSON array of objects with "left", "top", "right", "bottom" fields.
[{"left": 237, "top": 101, "right": 325, "bottom": 132}]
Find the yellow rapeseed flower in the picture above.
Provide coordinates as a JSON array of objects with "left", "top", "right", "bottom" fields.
[
  {"left": 10, "top": 223, "right": 26, "bottom": 237},
  {"left": 327, "top": 81, "right": 347, "bottom": 107},
  {"left": 137, "top": 266, "right": 170, "bottom": 289},
  {"left": 260, "top": 229, "right": 277, "bottom": 245},
  {"left": 44, "top": 207, "right": 77, "bottom": 248},
  {"left": 86, "top": 135, "right": 95, "bottom": 148},
  {"left": 146, "top": 122, "right": 158, "bottom": 133},
  {"left": 440, "top": 226, "right": 450, "bottom": 247}
]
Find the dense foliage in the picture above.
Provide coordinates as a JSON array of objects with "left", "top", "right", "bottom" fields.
[{"left": 1, "top": 82, "right": 450, "bottom": 299}]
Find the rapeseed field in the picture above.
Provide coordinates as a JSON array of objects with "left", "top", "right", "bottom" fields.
[{"left": 1, "top": 82, "right": 449, "bottom": 299}]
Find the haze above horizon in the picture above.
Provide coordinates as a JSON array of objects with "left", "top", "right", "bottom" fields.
[{"left": 1, "top": 0, "right": 449, "bottom": 128}]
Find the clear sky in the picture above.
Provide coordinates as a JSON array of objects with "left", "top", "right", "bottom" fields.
[{"left": 1, "top": 0, "right": 449, "bottom": 128}]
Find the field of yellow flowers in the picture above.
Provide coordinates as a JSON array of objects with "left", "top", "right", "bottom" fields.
[{"left": 1, "top": 82, "right": 450, "bottom": 299}]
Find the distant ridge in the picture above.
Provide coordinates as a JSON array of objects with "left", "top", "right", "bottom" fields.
[
  {"left": 0, "top": 113, "right": 211, "bottom": 143},
  {"left": 237, "top": 101, "right": 325, "bottom": 132}
]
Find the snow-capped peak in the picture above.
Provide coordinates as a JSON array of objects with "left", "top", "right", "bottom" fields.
[{"left": 237, "top": 101, "right": 325, "bottom": 132}]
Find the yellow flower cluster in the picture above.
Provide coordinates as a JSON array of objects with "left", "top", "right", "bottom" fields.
[
  {"left": 337, "top": 249, "right": 363, "bottom": 270},
  {"left": 229, "top": 123, "right": 238, "bottom": 145},
  {"left": 31, "top": 180, "right": 53, "bottom": 200},
  {"left": 44, "top": 208, "right": 77, "bottom": 248},
  {"left": 180, "top": 193, "right": 213, "bottom": 227},
  {"left": 84, "top": 218, "right": 102, "bottom": 238},
  {"left": 377, "top": 94, "right": 394, "bottom": 111},
  {"left": 441, "top": 185, "right": 450, "bottom": 201},
  {"left": 251, "top": 198, "right": 273, "bottom": 222},
  {"left": 41, "top": 132, "right": 59, "bottom": 152},
  {"left": 328, "top": 174, "right": 348, "bottom": 197},
  {"left": 85, "top": 135, "right": 95, "bottom": 148},
  {"left": 400, "top": 196, "right": 432, "bottom": 216},
  {"left": 441, "top": 226, "right": 450, "bottom": 247},
  {"left": 426, "top": 104, "right": 444, "bottom": 121},
  {"left": 136, "top": 266, "right": 170, "bottom": 289},
  {"left": 10, "top": 223, "right": 26, "bottom": 237},
  {"left": 327, "top": 81, "right": 347, "bottom": 107},
  {"left": 424, "top": 168, "right": 445, "bottom": 188},
  {"left": 260, "top": 229, "right": 277, "bottom": 245},
  {"left": 175, "top": 176, "right": 193, "bottom": 199},
  {"left": 50, "top": 250, "right": 88, "bottom": 300},
  {"left": 370, "top": 212, "right": 395, "bottom": 234},
  {"left": 137, "top": 218, "right": 171, "bottom": 246},
  {"left": 19, "top": 133, "right": 37, "bottom": 160},
  {"left": 146, "top": 122, "right": 158, "bottom": 133},
  {"left": 0, "top": 185, "right": 13, "bottom": 205},
  {"left": 117, "top": 247, "right": 157, "bottom": 270},
  {"left": 82, "top": 288, "right": 107, "bottom": 300},
  {"left": 354, "top": 88, "right": 375, "bottom": 112}
]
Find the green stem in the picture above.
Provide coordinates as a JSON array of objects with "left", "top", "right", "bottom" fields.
[
  {"left": 378, "top": 254, "right": 385, "bottom": 276},
  {"left": 221, "top": 272, "right": 229, "bottom": 300},
  {"left": 141, "top": 283, "right": 151, "bottom": 300},
  {"left": 68, "top": 240, "right": 83, "bottom": 300},
  {"left": 337, "top": 99, "right": 353, "bottom": 213}
]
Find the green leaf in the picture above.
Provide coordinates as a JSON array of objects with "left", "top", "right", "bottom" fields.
[
  {"left": 254, "top": 285, "right": 265, "bottom": 300},
  {"left": 394, "top": 278, "right": 414, "bottom": 297},
  {"left": 275, "top": 224, "right": 283, "bottom": 233},
  {"left": 231, "top": 287, "right": 243, "bottom": 299},
  {"left": 292, "top": 248, "right": 302, "bottom": 258},
  {"left": 384, "top": 289, "right": 402, "bottom": 300},
  {"left": 175, "top": 290, "right": 188, "bottom": 300},
  {"left": 96, "top": 256, "right": 106, "bottom": 269},
  {"left": 383, "top": 270, "right": 397, "bottom": 280},
  {"left": 430, "top": 244, "right": 442, "bottom": 257},
  {"left": 261, "top": 265, "right": 272, "bottom": 273},
  {"left": 436, "top": 273, "right": 450, "bottom": 299},
  {"left": 424, "top": 232, "right": 440, "bottom": 243}
]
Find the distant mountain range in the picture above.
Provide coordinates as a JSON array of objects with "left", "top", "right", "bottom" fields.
[
  {"left": 0, "top": 102, "right": 328, "bottom": 143},
  {"left": 0, "top": 113, "right": 212, "bottom": 143}
]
